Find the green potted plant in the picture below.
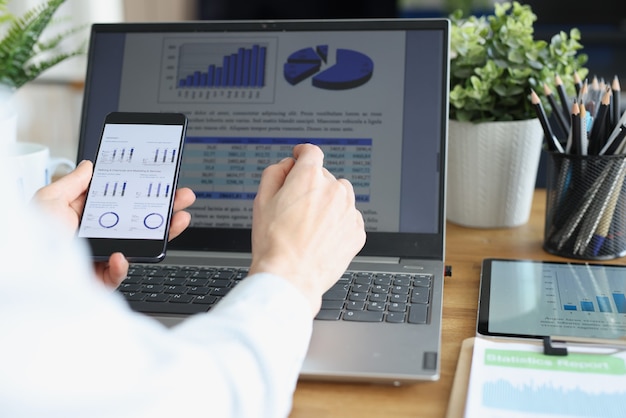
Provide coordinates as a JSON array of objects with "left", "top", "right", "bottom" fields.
[
  {"left": 0, "top": 0, "right": 84, "bottom": 142},
  {"left": 0, "top": 0, "right": 84, "bottom": 89},
  {"left": 448, "top": 1, "right": 587, "bottom": 122},
  {"left": 445, "top": 1, "right": 588, "bottom": 228}
]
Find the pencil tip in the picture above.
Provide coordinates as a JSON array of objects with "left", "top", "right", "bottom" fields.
[
  {"left": 530, "top": 89, "right": 539, "bottom": 103},
  {"left": 581, "top": 81, "right": 588, "bottom": 94}
]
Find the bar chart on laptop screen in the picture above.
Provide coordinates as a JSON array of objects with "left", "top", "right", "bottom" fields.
[{"left": 158, "top": 37, "right": 278, "bottom": 104}]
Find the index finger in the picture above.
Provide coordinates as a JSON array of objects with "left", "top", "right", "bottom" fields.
[{"left": 292, "top": 143, "right": 324, "bottom": 168}]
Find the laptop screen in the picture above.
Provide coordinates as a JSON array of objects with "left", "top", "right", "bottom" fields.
[{"left": 77, "top": 19, "right": 449, "bottom": 259}]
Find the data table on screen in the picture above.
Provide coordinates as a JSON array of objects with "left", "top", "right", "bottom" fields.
[{"left": 179, "top": 137, "right": 372, "bottom": 202}]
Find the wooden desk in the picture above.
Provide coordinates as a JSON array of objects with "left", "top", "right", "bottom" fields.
[{"left": 289, "top": 189, "right": 625, "bottom": 418}]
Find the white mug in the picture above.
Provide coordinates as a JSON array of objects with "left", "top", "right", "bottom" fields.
[
  {"left": 7, "top": 142, "right": 76, "bottom": 201},
  {"left": 0, "top": 87, "right": 17, "bottom": 146},
  {"left": 0, "top": 112, "right": 17, "bottom": 146}
]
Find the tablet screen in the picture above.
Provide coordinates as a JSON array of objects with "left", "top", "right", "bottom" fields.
[{"left": 478, "top": 259, "right": 626, "bottom": 340}]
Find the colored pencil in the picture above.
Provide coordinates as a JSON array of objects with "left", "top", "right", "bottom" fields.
[
  {"left": 588, "top": 86, "right": 611, "bottom": 154},
  {"left": 554, "top": 74, "right": 571, "bottom": 124},
  {"left": 573, "top": 71, "right": 583, "bottom": 96},
  {"left": 612, "top": 75, "right": 621, "bottom": 131},
  {"left": 530, "top": 89, "right": 564, "bottom": 153},
  {"left": 570, "top": 101, "right": 581, "bottom": 155},
  {"left": 543, "top": 83, "right": 569, "bottom": 138}
]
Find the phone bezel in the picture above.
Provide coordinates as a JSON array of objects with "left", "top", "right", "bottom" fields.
[{"left": 80, "top": 112, "right": 188, "bottom": 263}]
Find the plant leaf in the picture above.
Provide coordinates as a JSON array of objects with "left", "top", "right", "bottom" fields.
[{"left": 0, "top": 0, "right": 85, "bottom": 88}]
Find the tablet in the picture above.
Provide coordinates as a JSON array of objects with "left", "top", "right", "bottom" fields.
[{"left": 477, "top": 258, "right": 626, "bottom": 340}]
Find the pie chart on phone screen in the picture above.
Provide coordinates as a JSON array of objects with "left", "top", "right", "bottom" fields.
[{"left": 283, "top": 45, "right": 374, "bottom": 90}]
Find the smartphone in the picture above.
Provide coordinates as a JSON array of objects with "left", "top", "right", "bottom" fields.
[{"left": 78, "top": 112, "right": 187, "bottom": 262}]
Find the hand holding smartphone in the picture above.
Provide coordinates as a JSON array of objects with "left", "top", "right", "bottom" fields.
[{"left": 78, "top": 112, "right": 187, "bottom": 262}]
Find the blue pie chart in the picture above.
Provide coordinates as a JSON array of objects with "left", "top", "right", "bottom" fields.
[
  {"left": 284, "top": 45, "right": 373, "bottom": 90},
  {"left": 98, "top": 212, "right": 119, "bottom": 228},
  {"left": 144, "top": 213, "right": 164, "bottom": 230}
]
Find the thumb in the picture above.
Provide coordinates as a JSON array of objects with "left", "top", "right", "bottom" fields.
[{"left": 46, "top": 160, "right": 93, "bottom": 201}]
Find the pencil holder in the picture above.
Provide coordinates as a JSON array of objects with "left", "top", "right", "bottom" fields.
[{"left": 544, "top": 152, "right": 626, "bottom": 260}]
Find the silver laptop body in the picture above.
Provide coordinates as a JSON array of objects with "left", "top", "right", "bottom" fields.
[{"left": 77, "top": 18, "right": 450, "bottom": 384}]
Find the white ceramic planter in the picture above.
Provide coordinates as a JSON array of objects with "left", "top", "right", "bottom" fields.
[{"left": 446, "top": 118, "right": 543, "bottom": 228}]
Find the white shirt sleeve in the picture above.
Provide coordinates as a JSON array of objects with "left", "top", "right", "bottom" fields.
[{"left": 0, "top": 161, "right": 313, "bottom": 418}]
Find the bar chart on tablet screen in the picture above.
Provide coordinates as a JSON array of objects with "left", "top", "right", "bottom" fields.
[{"left": 550, "top": 265, "right": 626, "bottom": 314}]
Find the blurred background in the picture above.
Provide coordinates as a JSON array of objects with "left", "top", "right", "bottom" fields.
[{"left": 11, "top": 0, "right": 626, "bottom": 164}]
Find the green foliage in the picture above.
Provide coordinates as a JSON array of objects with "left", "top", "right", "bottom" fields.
[
  {"left": 449, "top": 1, "right": 588, "bottom": 122},
  {"left": 0, "top": 0, "right": 85, "bottom": 89}
]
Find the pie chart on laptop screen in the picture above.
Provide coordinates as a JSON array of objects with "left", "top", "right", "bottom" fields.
[{"left": 283, "top": 45, "right": 374, "bottom": 90}]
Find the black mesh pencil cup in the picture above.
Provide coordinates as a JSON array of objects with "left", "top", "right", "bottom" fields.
[{"left": 544, "top": 152, "right": 626, "bottom": 260}]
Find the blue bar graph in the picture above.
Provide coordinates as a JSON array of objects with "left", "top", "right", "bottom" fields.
[
  {"left": 613, "top": 293, "right": 626, "bottom": 314},
  {"left": 596, "top": 296, "right": 613, "bottom": 313},
  {"left": 243, "top": 48, "right": 251, "bottom": 86},
  {"left": 581, "top": 301, "right": 595, "bottom": 312},
  {"left": 207, "top": 66, "right": 215, "bottom": 86},
  {"left": 562, "top": 292, "right": 626, "bottom": 314},
  {"left": 228, "top": 54, "right": 236, "bottom": 86},
  {"left": 251, "top": 45, "right": 259, "bottom": 86},
  {"left": 257, "top": 47, "right": 266, "bottom": 87},
  {"left": 236, "top": 47, "right": 244, "bottom": 85},
  {"left": 222, "top": 55, "right": 229, "bottom": 86},
  {"left": 177, "top": 44, "right": 267, "bottom": 89}
]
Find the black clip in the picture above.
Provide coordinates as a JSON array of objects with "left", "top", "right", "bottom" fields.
[{"left": 543, "top": 336, "right": 568, "bottom": 356}]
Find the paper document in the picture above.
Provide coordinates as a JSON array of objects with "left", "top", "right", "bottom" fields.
[{"left": 464, "top": 337, "right": 626, "bottom": 418}]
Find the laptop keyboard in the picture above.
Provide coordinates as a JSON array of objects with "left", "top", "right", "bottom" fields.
[
  {"left": 316, "top": 271, "right": 432, "bottom": 324},
  {"left": 118, "top": 265, "right": 431, "bottom": 323},
  {"left": 118, "top": 265, "right": 248, "bottom": 315}
]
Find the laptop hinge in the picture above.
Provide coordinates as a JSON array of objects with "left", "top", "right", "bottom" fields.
[
  {"left": 350, "top": 256, "right": 437, "bottom": 267},
  {"left": 352, "top": 256, "right": 401, "bottom": 265},
  {"left": 165, "top": 250, "right": 252, "bottom": 261},
  {"left": 400, "top": 258, "right": 427, "bottom": 265}
]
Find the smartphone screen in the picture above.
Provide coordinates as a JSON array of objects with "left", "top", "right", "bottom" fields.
[{"left": 78, "top": 112, "right": 187, "bottom": 262}]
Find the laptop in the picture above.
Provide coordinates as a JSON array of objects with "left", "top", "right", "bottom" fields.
[{"left": 77, "top": 18, "right": 450, "bottom": 384}]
